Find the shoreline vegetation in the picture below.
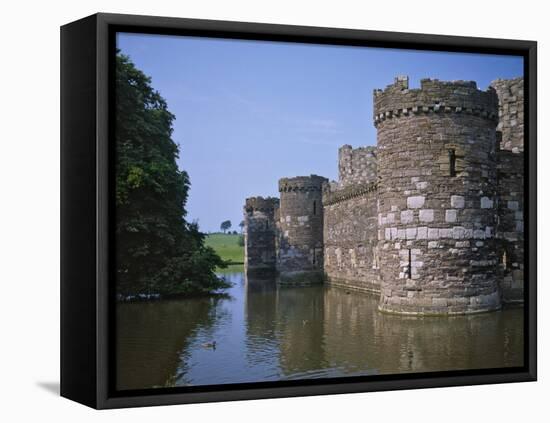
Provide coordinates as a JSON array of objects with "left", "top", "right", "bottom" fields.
[{"left": 115, "top": 52, "right": 231, "bottom": 301}]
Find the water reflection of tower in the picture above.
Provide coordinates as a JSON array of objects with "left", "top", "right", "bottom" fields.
[
  {"left": 369, "top": 308, "right": 523, "bottom": 374},
  {"left": 244, "top": 271, "right": 280, "bottom": 366},
  {"left": 274, "top": 286, "right": 328, "bottom": 377},
  {"left": 321, "top": 288, "right": 379, "bottom": 374}
]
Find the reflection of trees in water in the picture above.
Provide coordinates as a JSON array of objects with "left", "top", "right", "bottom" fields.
[{"left": 116, "top": 296, "right": 223, "bottom": 390}]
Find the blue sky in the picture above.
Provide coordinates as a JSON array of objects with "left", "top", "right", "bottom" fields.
[{"left": 117, "top": 33, "right": 523, "bottom": 233}]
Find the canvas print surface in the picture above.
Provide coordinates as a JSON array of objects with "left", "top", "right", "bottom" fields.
[{"left": 113, "top": 33, "right": 525, "bottom": 391}]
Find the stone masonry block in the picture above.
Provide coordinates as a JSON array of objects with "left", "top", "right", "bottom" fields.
[
  {"left": 445, "top": 209, "right": 457, "bottom": 223},
  {"left": 419, "top": 209, "right": 434, "bottom": 222},
  {"left": 450, "top": 195, "right": 465, "bottom": 208},
  {"left": 480, "top": 197, "right": 493, "bottom": 209},
  {"left": 401, "top": 210, "right": 414, "bottom": 224},
  {"left": 407, "top": 196, "right": 425, "bottom": 209}
]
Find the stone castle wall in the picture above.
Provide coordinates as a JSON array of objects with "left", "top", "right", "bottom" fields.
[
  {"left": 243, "top": 197, "right": 279, "bottom": 274},
  {"left": 277, "top": 175, "right": 327, "bottom": 283},
  {"left": 496, "top": 151, "right": 524, "bottom": 302},
  {"left": 338, "top": 145, "right": 378, "bottom": 186},
  {"left": 323, "top": 181, "right": 380, "bottom": 293},
  {"left": 375, "top": 77, "right": 502, "bottom": 315},
  {"left": 243, "top": 75, "right": 524, "bottom": 315},
  {"left": 491, "top": 78, "right": 524, "bottom": 153},
  {"left": 492, "top": 78, "right": 525, "bottom": 303}
]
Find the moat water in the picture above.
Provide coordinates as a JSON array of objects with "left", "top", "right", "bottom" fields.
[{"left": 116, "top": 267, "right": 524, "bottom": 390}]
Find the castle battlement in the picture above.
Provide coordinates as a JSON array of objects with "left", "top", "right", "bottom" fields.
[
  {"left": 244, "top": 196, "right": 279, "bottom": 213},
  {"left": 278, "top": 175, "right": 327, "bottom": 192},
  {"left": 373, "top": 76, "right": 498, "bottom": 126},
  {"left": 322, "top": 181, "right": 378, "bottom": 206}
]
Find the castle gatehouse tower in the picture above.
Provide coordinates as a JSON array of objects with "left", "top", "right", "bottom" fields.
[
  {"left": 374, "top": 76, "right": 501, "bottom": 315},
  {"left": 277, "top": 175, "right": 327, "bottom": 284},
  {"left": 243, "top": 197, "right": 279, "bottom": 275}
]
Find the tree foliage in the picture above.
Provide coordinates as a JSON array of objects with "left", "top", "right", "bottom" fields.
[
  {"left": 220, "top": 220, "right": 232, "bottom": 233},
  {"left": 115, "top": 52, "right": 229, "bottom": 298}
]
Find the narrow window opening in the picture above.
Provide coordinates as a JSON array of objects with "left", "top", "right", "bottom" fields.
[
  {"left": 408, "top": 248, "right": 412, "bottom": 279},
  {"left": 265, "top": 220, "right": 269, "bottom": 230},
  {"left": 313, "top": 200, "right": 317, "bottom": 215},
  {"left": 448, "top": 149, "right": 456, "bottom": 177},
  {"left": 502, "top": 250, "right": 508, "bottom": 270},
  {"left": 312, "top": 248, "right": 316, "bottom": 265}
]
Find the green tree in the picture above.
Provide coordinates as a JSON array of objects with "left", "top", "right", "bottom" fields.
[
  {"left": 115, "top": 52, "right": 229, "bottom": 298},
  {"left": 220, "top": 220, "right": 232, "bottom": 234},
  {"left": 239, "top": 220, "right": 245, "bottom": 233}
]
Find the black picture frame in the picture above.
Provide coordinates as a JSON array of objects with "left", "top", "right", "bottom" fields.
[{"left": 60, "top": 12, "right": 537, "bottom": 409}]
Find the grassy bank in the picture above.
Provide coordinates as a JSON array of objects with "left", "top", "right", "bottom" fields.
[{"left": 205, "top": 233, "right": 244, "bottom": 265}]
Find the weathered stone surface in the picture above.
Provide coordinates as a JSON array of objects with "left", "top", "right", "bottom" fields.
[
  {"left": 244, "top": 197, "right": 279, "bottom": 274},
  {"left": 451, "top": 195, "right": 465, "bottom": 209},
  {"left": 491, "top": 78, "right": 524, "bottom": 153},
  {"left": 401, "top": 210, "right": 413, "bottom": 223},
  {"left": 419, "top": 209, "right": 434, "bottom": 222},
  {"left": 445, "top": 209, "right": 457, "bottom": 223},
  {"left": 276, "top": 175, "right": 327, "bottom": 283},
  {"left": 407, "top": 196, "right": 425, "bottom": 209},
  {"left": 493, "top": 77, "right": 525, "bottom": 303},
  {"left": 481, "top": 197, "right": 494, "bottom": 209},
  {"left": 338, "top": 145, "right": 377, "bottom": 187}
]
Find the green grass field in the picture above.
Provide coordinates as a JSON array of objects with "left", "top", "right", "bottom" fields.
[{"left": 205, "top": 233, "right": 244, "bottom": 265}]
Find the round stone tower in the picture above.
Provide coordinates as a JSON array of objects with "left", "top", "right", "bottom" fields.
[
  {"left": 244, "top": 197, "right": 279, "bottom": 275},
  {"left": 374, "top": 76, "right": 501, "bottom": 315},
  {"left": 277, "top": 175, "right": 328, "bottom": 284}
]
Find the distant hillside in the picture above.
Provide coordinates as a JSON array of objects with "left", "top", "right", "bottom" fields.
[{"left": 205, "top": 233, "right": 244, "bottom": 265}]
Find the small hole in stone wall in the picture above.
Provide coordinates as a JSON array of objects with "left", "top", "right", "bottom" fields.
[
  {"left": 265, "top": 220, "right": 269, "bottom": 230},
  {"left": 448, "top": 149, "right": 456, "bottom": 177},
  {"left": 312, "top": 248, "right": 316, "bottom": 265},
  {"left": 408, "top": 248, "right": 412, "bottom": 279},
  {"left": 313, "top": 200, "right": 317, "bottom": 215}
]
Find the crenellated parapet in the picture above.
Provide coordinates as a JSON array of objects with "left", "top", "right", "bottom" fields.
[
  {"left": 278, "top": 175, "right": 327, "bottom": 193},
  {"left": 322, "top": 181, "right": 377, "bottom": 206},
  {"left": 244, "top": 196, "right": 279, "bottom": 213},
  {"left": 373, "top": 76, "right": 498, "bottom": 127}
]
